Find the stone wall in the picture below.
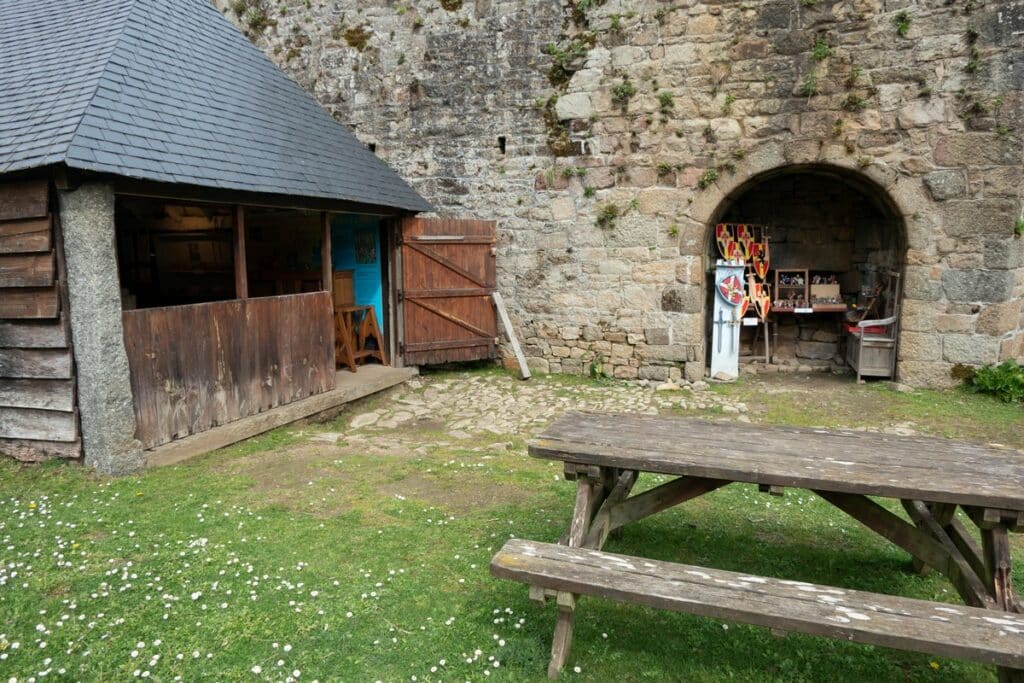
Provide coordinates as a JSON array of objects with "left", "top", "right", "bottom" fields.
[{"left": 219, "top": 0, "right": 1024, "bottom": 385}]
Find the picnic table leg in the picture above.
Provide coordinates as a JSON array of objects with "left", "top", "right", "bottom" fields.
[
  {"left": 548, "top": 475, "right": 600, "bottom": 678},
  {"left": 978, "top": 524, "right": 1024, "bottom": 683}
]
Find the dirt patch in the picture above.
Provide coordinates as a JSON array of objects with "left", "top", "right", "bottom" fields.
[{"left": 376, "top": 472, "right": 531, "bottom": 514}]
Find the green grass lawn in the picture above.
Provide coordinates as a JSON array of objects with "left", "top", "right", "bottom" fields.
[{"left": 0, "top": 373, "right": 1021, "bottom": 682}]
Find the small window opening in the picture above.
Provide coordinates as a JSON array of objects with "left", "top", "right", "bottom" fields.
[
  {"left": 497, "top": 136, "right": 507, "bottom": 155},
  {"left": 368, "top": 142, "right": 377, "bottom": 154}
]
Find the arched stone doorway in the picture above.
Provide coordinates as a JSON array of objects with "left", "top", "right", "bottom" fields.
[{"left": 702, "top": 164, "right": 908, "bottom": 376}]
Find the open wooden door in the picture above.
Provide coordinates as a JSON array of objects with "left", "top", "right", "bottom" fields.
[{"left": 398, "top": 218, "right": 497, "bottom": 366}]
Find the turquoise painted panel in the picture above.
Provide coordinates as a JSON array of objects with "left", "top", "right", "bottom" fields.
[{"left": 330, "top": 215, "right": 383, "bottom": 324}]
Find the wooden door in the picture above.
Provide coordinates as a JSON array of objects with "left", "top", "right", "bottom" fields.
[{"left": 399, "top": 218, "right": 497, "bottom": 365}]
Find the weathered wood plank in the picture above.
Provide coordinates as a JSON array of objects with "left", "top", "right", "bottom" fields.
[
  {"left": 981, "top": 527, "right": 1022, "bottom": 614},
  {"left": 123, "top": 292, "right": 335, "bottom": 449},
  {"left": 0, "top": 180, "right": 48, "bottom": 221},
  {"left": 233, "top": 205, "right": 248, "bottom": 298},
  {"left": 816, "top": 491, "right": 992, "bottom": 608},
  {"left": 0, "top": 217, "right": 52, "bottom": 253},
  {"left": 0, "top": 378, "right": 75, "bottom": 411},
  {"left": 0, "top": 348, "right": 72, "bottom": 379},
  {"left": 608, "top": 475, "right": 726, "bottom": 533},
  {"left": 0, "top": 437, "right": 80, "bottom": 462},
  {"left": 146, "top": 366, "right": 415, "bottom": 467},
  {"left": 899, "top": 499, "right": 995, "bottom": 609},
  {"left": 0, "top": 252, "right": 54, "bottom": 287},
  {"left": 0, "top": 319, "right": 68, "bottom": 348},
  {"left": 583, "top": 469, "right": 637, "bottom": 549},
  {"left": 0, "top": 406, "right": 77, "bottom": 442},
  {"left": 491, "top": 539, "right": 1024, "bottom": 670},
  {"left": 0, "top": 286, "right": 59, "bottom": 319},
  {"left": 530, "top": 413, "right": 1024, "bottom": 511}
]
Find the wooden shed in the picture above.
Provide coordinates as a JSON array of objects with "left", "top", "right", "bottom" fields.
[{"left": 0, "top": 0, "right": 498, "bottom": 473}]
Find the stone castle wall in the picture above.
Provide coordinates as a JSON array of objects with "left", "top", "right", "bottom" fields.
[{"left": 218, "top": 0, "right": 1024, "bottom": 386}]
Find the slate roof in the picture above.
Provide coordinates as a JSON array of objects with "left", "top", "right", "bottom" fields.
[{"left": 0, "top": 0, "right": 430, "bottom": 212}]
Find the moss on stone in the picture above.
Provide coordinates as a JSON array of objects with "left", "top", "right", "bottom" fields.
[{"left": 342, "top": 24, "right": 372, "bottom": 50}]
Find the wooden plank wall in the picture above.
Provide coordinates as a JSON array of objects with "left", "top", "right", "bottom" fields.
[
  {"left": 122, "top": 292, "right": 336, "bottom": 449},
  {"left": 0, "top": 179, "right": 82, "bottom": 461}
]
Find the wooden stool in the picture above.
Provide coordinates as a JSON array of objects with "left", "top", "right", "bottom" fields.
[{"left": 335, "top": 305, "right": 387, "bottom": 372}]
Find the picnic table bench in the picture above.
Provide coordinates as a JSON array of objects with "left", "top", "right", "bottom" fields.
[{"left": 490, "top": 413, "right": 1024, "bottom": 680}]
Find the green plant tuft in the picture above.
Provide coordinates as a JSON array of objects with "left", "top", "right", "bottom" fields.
[
  {"left": 698, "top": 168, "right": 718, "bottom": 190},
  {"left": 970, "top": 361, "right": 1024, "bottom": 403},
  {"left": 810, "top": 37, "right": 832, "bottom": 62},
  {"left": 343, "top": 24, "right": 372, "bottom": 50},
  {"left": 657, "top": 91, "right": 674, "bottom": 115},
  {"left": 612, "top": 79, "right": 637, "bottom": 105},
  {"left": 843, "top": 94, "right": 867, "bottom": 112},
  {"left": 1015, "top": 218, "right": 1024, "bottom": 238},
  {"left": 894, "top": 11, "right": 911, "bottom": 37},
  {"left": 595, "top": 203, "right": 620, "bottom": 229},
  {"left": 802, "top": 71, "right": 818, "bottom": 97}
]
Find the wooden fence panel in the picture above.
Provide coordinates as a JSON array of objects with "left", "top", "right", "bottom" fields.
[{"left": 123, "top": 292, "right": 336, "bottom": 449}]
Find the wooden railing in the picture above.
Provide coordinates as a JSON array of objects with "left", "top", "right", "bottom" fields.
[{"left": 122, "top": 292, "right": 335, "bottom": 449}]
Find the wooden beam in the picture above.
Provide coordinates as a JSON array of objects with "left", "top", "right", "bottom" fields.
[
  {"left": 816, "top": 491, "right": 993, "bottom": 608},
  {"left": 964, "top": 506, "right": 1024, "bottom": 533},
  {"left": 113, "top": 178, "right": 408, "bottom": 218},
  {"left": 981, "top": 527, "right": 1022, "bottom": 614},
  {"left": 584, "top": 470, "right": 638, "bottom": 549},
  {"left": 321, "top": 211, "right": 332, "bottom": 295},
  {"left": 233, "top": 205, "right": 248, "bottom": 299},
  {"left": 608, "top": 476, "right": 727, "bottom": 532},
  {"left": 902, "top": 500, "right": 995, "bottom": 609},
  {"left": 493, "top": 291, "right": 530, "bottom": 380}
]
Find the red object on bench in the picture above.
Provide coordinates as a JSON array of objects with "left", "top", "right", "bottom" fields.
[{"left": 844, "top": 322, "right": 885, "bottom": 336}]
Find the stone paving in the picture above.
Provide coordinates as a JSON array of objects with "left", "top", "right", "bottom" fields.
[{"left": 323, "top": 372, "right": 747, "bottom": 444}]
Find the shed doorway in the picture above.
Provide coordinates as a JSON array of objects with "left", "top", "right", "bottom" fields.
[{"left": 706, "top": 165, "right": 907, "bottom": 375}]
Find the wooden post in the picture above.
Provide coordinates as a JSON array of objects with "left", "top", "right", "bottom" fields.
[
  {"left": 321, "top": 211, "right": 332, "bottom": 295},
  {"left": 233, "top": 205, "right": 248, "bottom": 299}
]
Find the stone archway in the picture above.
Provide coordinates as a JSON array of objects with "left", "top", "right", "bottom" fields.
[{"left": 680, "top": 146, "right": 930, "bottom": 380}]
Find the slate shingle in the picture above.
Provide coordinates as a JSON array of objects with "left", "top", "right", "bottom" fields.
[{"left": 0, "top": 0, "right": 430, "bottom": 213}]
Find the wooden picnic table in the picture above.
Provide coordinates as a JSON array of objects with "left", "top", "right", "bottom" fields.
[{"left": 491, "top": 412, "right": 1024, "bottom": 681}]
